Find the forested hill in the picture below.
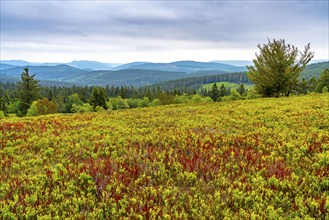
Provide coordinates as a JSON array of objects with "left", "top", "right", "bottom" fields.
[
  {"left": 153, "top": 61, "right": 329, "bottom": 92},
  {"left": 114, "top": 61, "right": 247, "bottom": 73},
  {"left": 152, "top": 72, "right": 251, "bottom": 92},
  {"left": 0, "top": 65, "right": 187, "bottom": 86},
  {"left": 0, "top": 62, "right": 244, "bottom": 87},
  {"left": 0, "top": 61, "right": 327, "bottom": 88},
  {"left": 300, "top": 61, "right": 329, "bottom": 79}
]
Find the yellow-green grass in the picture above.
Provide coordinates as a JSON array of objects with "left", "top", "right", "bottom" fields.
[{"left": 1, "top": 93, "right": 328, "bottom": 219}]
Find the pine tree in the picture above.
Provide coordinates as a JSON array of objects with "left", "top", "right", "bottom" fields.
[
  {"left": 219, "top": 84, "right": 227, "bottom": 97},
  {"left": 210, "top": 83, "right": 220, "bottom": 101},
  {"left": 247, "top": 39, "right": 314, "bottom": 97},
  {"left": 236, "top": 84, "right": 246, "bottom": 96},
  {"left": 89, "top": 87, "right": 108, "bottom": 110},
  {"left": 0, "top": 86, "right": 6, "bottom": 113},
  {"left": 17, "top": 68, "right": 40, "bottom": 116}
]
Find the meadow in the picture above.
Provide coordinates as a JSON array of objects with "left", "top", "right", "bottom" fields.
[{"left": 1, "top": 93, "right": 329, "bottom": 219}]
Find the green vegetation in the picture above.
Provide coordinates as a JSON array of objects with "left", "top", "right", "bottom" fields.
[
  {"left": 202, "top": 82, "right": 252, "bottom": 90},
  {"left": 316, "top": 69, "right": 329, "bottom": 92},
  {"left": 17, "top": 68, "right": 41, "bottom": 116},
  {"left": 1, "top": 93, "right": 328, "bottom": 218},
  {"left": 89, "top": 87, "right": 108, "bottom": 111},
  {"left": 301, "top": 61, "right": 329, "bottom": 79},
  {"left": 247, "top": 39, "right": 314, "bottom": 97}
]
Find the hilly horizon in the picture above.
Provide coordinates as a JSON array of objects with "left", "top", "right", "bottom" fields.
[
  {"left": 1, "top": 59, "right": 251, "bottom": 69},
  {"left": 0, "top": 60, "right": 328, "bottom": 88},
  {"left": 0, "top": 60, "right": 249, "bottom": 86}
]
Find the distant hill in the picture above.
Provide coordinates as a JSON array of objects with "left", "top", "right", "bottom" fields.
[
  {"left": 113, "top": 62, "right": 150, "bottom": 70},
  {"left": 300, "top": 61, "right": 329, "bottom": 79},
  {"left": 120, "top": 61, "right": 247, "bottom": 73},
  {"left": 66, "top": 69, "right": 188, "bottom": 87},
  {"left": 0, "top": 65, "right": 188, "bottom": 87},
  {"left": 211, "top": 60, "right": 254, "bottom": 67},
  {"left": 0, "top": 64, "right": 88, "bottom": 81},
  {"left": 152, "top": 72, "right": 251, "bottom": 92},
  {"left": 0, "top": 59, "right": 247, "bottom": 73},
  {"left": 0, "top": 63, "right": 17, "bottom": 70},
  {"left": 67, "top": 60, "right": 113, "bottom": 70},
  {"left": 151, "top": 61, "right": 329, "bottom": 92},
  {"left": 0, "top": 60, "right": 34, "bottom": 66},
  {"left": 1, "top": 60, "right": 326, "bottom": 88}
]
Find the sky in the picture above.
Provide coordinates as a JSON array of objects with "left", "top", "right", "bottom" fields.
[{"left": 0, "top": 0, "right": 328, "bottom": 64}]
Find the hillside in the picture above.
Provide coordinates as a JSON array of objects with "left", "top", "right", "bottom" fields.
[
  {"left": 0, "top": 64, "right": 88, "bottom": 81},
  {"left": 301, "top": 61, "right": 329, "bottom": 79},
  {"left": 1, "top": 93, "right": 328, "bottom": 218},
  {"left": 152, "top": 72, "right": 251, "bottom": 92},
  {"left": 0, "top": 65, "right": 188, "bottom": 86},
  {"left": 119, "top": 61, "right": 247, "bottom": 73},
  {"left": 67, "top": 60, "right": 113, "bottom": 70},
  {"left": 1, "top": 61, "right": 327, "bottom": 88},
  {"left": 66, "top": 69, "right": 188, "bottom": 87}
]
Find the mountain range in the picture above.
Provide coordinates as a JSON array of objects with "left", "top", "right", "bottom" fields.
[
  {"left": 0, "top": 60, "right": 328, "bottom": 87},
  {"left": 0, "top": 60, "right": 248, "bottom": 86}
]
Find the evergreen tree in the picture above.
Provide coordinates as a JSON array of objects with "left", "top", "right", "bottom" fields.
[
  {"left": 307, "top": 76, "right": 318, "bottom": 92},
  {"left": 316, "top": 69, "right": 329, "bottom": 92},
  {"left": 0, "top": 86, "right": 6, "bottom": 113},
  {"left": 17, "top": 68, "right": 40, "bottom": 116},
  {"left": 236, "top": 84, "right": 246, "bottom": 96},
  {"left": 89, "top": 87, "right": 108, "bottom": 110},
  {"left": 247, "top": 39, "right": 314, "bottom": 97},
  {"left": 219, "top": 84, "right": 227, "bottom": 97},
  {"left": 209, "top": 83, "right": 220, "bottom": 101}
]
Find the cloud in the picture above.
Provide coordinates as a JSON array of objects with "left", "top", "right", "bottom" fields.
[{"left": 1, "top": 0, "right": 328, "bottom": 62}]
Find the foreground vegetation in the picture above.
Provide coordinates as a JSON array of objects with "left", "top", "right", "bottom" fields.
[{"left": 1, "top": 93, "right": 328, "bottom": 219}]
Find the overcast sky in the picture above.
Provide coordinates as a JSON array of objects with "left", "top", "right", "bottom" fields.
[{"left": 1, "top": 0, "right": 328, "bottom": 63}]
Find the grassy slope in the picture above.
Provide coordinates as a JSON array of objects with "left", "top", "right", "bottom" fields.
[{"left": 1, "top": 93, "right": 329, "bottom": 219}]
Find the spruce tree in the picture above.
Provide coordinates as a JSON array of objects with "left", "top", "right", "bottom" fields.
[
  {"left": 0, "top": 86, "right": 6, "bottom": 113},
  {"left": 219, "top": 84, "right": 227, "bottom": 97},
  {"left": 210, "top": 83, "right": 220, "bottom": 101},
  {"left": 17, "top": 68, "right": 40, "bottom": 116},
  {"left": 247, "top": 39, "right": 314, "bottom": 97},
  {"left": 236, "top": 84, "right": 246, "bottom": 96},
  {"left": 89, "top": 87, "right": 108, "bottom": 110}
]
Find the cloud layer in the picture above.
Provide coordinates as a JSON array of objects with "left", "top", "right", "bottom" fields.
[{"left": 1, "top": 1, "right": 328, "bottom": 62}]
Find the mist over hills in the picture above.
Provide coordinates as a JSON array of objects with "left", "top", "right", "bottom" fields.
[{"left": 67, "top": 61, "right": 113, "bottom": 70}]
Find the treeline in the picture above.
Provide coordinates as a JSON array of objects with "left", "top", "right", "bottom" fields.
[
  {"left": 1, "top": 67, "right": 328, "bottom": 118},
  {"left": 152, "top": 72, "right": 251, "bottom": 92},
  {"left": 0, "top": 69, "right": 208, "bottom": 117}
]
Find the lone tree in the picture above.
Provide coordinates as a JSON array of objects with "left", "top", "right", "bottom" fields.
[
  {"left": 17, "top": 68, "right": 40, "bottom": 116},
  {"left": 247, "top": 39, "right": 314, "bottom": 97}
]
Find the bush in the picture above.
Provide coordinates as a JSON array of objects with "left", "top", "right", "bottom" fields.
[
  {"left": 222, "top": 89, "right": 242, "bottom": 101},
  {"left": 71, "top": 103, "right": 93, "bottom": 113},
  {"left": 246, "top": 88, "right": 261, "bottom": 99},
  {"left": 0, "top": 110, "right": 5, "bottom": 119},
  {"left": 26, "top": 98, "right": 58, "bottom": 116},
  {"left": 108, "top": 97, "right": 129, "bottom": 110}
]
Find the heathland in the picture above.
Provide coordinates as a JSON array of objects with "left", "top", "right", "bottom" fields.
[{"left": 1, "top": 93, "right": 328, "bottom": 219}]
